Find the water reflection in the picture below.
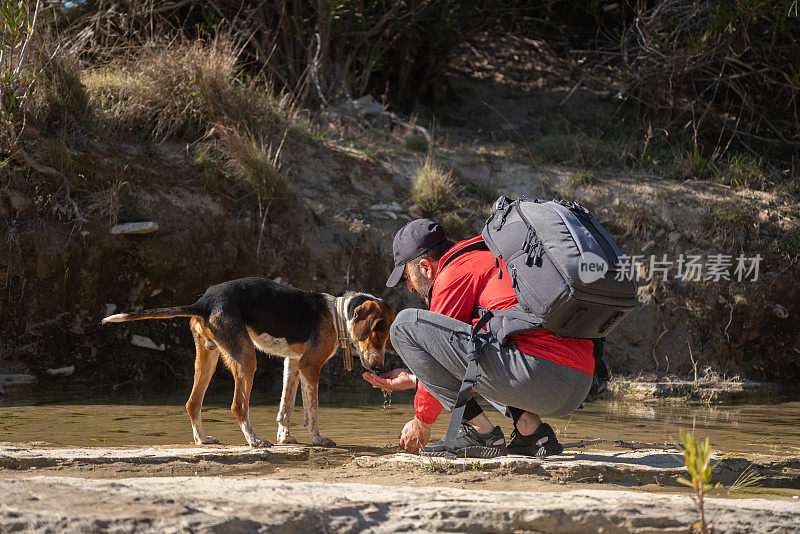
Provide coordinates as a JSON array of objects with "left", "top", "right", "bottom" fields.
[{"left": 0, "top": 386, "right": 797, "bottom": 456}]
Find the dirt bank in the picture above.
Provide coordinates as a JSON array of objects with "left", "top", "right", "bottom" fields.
[{"left": 1, "top": 40, "right": 798, "bottom": 389}]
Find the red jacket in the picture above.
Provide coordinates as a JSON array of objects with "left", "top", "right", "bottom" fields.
[{"left": 414, "top": 236, "right": 595, "bottom": 424}]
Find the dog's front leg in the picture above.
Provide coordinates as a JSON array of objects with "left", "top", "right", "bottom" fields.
[
  {"left": 276, "top": 358, "right": 301, "bottom": 444},
  {"left": 299, "top": 367, "right": 336, "bottom": 447}
]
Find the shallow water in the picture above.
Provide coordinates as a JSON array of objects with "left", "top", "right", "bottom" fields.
[{"left": 1, "top": 387, "right": 798, "bottom": 456}]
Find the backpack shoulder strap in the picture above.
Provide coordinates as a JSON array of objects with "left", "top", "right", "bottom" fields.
[{"left": 438, "top": 238, "right": 489, "bottom": 272}]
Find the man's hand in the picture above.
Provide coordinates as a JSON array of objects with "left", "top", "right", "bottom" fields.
[
  {"left": 362, "top": 368, "right": 416, "bottom": 392},
  {"left": 399, "top": 417, "right": 431, "bottom": 453}
]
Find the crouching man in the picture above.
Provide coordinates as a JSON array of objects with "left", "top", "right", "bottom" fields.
[{"left": 364, "top": 219, "right": 594, "bottom": 458}]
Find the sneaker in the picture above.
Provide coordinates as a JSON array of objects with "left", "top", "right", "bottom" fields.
[
  {"left": 420, "top": 424, "right": 507, "bottom": 459},
  {"left": 507, "top": 423, "right": 563, "bottom": 457}
]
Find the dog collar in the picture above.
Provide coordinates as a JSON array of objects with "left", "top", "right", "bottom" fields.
[{"left": 334, "top": 297, "right": 353, "bottom": 371}]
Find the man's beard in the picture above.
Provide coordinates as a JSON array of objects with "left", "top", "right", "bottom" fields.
[
  {"left": 410, "top": 264, "right": 432, "bottom": 307},
  {"left": 416, "top": 278, "right": 432, "bottom": 307}
]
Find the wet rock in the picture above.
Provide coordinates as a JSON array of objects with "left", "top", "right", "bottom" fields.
[
  {"left": 0, "top": 374, "right": 35, "bottom": 386},
  {"left": 130, "top": 335, "right": 165, "bottom": 352},
  {"left": 45, "top": 365, "right": 75, "bottom": 377},
  {"left": 773, "top": 304, "right": 789, "bottom": 319},
  {"left": 110, "top": 221, "right": 159, "bottom": 235},
  {"left": 608, "top": 379, "right": 778, "bottom": 403}
]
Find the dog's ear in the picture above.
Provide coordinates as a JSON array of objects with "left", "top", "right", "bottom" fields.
[{"left": 353, "top": 301, "right": 382, "bottom": 341}]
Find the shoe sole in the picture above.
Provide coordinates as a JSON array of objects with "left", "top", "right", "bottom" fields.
[
  {"left": 420, "top": 445, "right": 507, "bottom": 459},
  {"left": 507, "top": 443, "right": 564, "bottom": 457}
]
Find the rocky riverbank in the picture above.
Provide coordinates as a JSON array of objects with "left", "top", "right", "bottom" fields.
[{"left": 1, "top": 445, "right": 799, "bottom": 532}]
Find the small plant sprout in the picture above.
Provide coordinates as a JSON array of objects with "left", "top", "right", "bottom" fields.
[
  {"left": 677, "top": 430, "right": 720, "bottom": 534},
  {"left": 728, "top": 466, "right": 766, "bottom": 494}
]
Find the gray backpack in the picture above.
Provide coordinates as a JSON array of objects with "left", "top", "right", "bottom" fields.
[
  {"left": 478, "top": 196, "right": 637, "bottom": 343},
  {"left": 442, "top": 196, "right": 637, "bottom": 452}
]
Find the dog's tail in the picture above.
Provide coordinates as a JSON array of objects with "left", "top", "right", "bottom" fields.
[{"left": 102, "top": 306, "right": 201, "bottom": 324}]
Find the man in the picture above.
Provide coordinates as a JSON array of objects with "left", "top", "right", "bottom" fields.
[{"left": 363, "top": 219, "right": 594, "bottom": 457}]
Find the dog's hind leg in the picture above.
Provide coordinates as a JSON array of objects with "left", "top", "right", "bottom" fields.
[
  {"left": 186, "top": 324, "right": 220, "bottom": 445},
  {"left": 299, "top": 362, "right": 336, "bottom": 447},
  {"left": 210, "top": 312, "right": 272, "bottom": 448},
  {"left": 230, "top": 345, "right": 271, "bottom": 447},
  {"left": 276, "top": 358, "right": 300, "bottom": 444}
]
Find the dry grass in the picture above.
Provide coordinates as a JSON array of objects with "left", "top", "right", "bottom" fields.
[
  {"left": 410, "top": 152, "right": 456, "bottom": 217},
  {"left": 29, "top": 48, "right": 88, "bottom": 131},
  {"left": 703, "top": 200, "right": 758, "bottom": 246},
  {"left": 213, "top": 125, "right": 289, "bottom": 202},
  {"left": 612, "top": 203, "right": 657, "bottom": 240},
  {"left": 83, "top": 36, "right": 279, "bottom": 139}
]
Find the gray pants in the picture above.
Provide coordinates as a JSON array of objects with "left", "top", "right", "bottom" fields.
[{"left": 390, "top": 308, "right": 592, "bottom": 419}]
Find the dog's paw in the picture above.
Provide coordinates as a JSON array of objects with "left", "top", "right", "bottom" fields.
[
  {"left": 312, "top": 436, "right": 336, "bottom": 447},
  {"left": 248, "top": 437, "right": 273, "bottom": 448},
  {"left": 277, "top": 433, "right": 298, "bottom": 445},
  {"left": 195, "top": 435, "right": 220, "bottom": 445}
]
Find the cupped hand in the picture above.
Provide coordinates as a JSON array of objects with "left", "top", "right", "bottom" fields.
[{"left": 362, "top": 368, "right": 416, "bottom": 392}]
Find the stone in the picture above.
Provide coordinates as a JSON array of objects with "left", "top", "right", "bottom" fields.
[
  {"left": 45, "top": 365, "right": 75, "bottom": 377},
  {"left": 369, "top": 202, "right": 403, "bottom": 212},
  {"left": 104, "top": 303, "right": 117, "bottom": 316},
  {"left": 733, "top": 295, "right": 747, "bottom": 306},
  {"left": 9, "top": 190, "right": 33, "bottom": 217},
  {"left": 773, "top": 304, "right": 789, "bottom": 319},
  {"left": 0, "top": 475, "right": 798, "bottom": 533},
  {"left": 0, "top": 374, "right": 35, "bottom": 386},
  {"left": 110, "top": 222, "right": 159, "bottom": 235},
  {"left": 667, "top": 231, "right": 681, "bottom": 244},
  {"left": 0, "top": 445, "right": 308, "bottom": 469},
  {"left": 130, "top": 335, "right": 165, "bottom": 351},
  {"left": 642, "top": 240, "right": 656, "bottom": 252}
]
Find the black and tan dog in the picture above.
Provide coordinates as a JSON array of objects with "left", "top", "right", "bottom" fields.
[{"left": 103, "top": 277, "right": 394, "bottom": 447}]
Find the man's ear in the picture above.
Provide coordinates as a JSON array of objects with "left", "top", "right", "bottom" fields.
[
  {"left": 418, "top": 258, "right": 433, "bottom": 280},
  {"left": 353, "top": 301, "right": 381, "bottom": 341}
]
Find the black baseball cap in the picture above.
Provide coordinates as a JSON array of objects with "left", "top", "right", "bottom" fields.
[{"left": 386, "top": 219, "right": 450, "bottom": 287}]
